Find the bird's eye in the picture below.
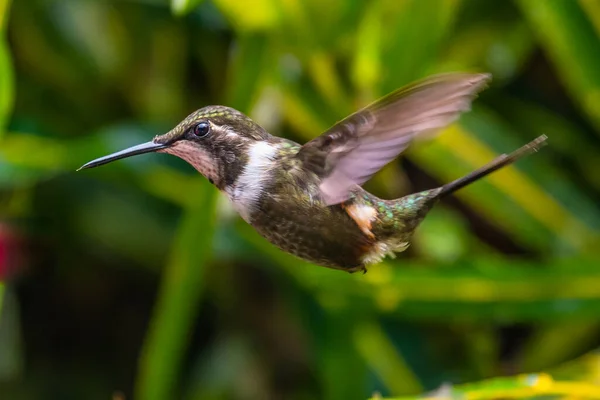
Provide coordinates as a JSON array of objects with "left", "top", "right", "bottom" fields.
[{"left": 193, "top": 122, "right": 210, "bottom": 138}]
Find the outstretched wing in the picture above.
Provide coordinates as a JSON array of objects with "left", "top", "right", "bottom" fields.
[{"left": 296, "top": 73, "right": 491, "bottom": 205}]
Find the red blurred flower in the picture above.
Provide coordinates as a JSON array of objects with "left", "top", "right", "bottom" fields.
[{"left": 0, "top": 224, "right": 25, "bottom": 282}]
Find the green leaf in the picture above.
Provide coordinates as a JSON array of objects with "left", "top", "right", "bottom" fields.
[
  {"left": 380, "top": 0, "right": 462, "bottom": 90},
  {"left": 225, "top": 33, "right": 271, "bottom": 112},
  {"left": 0, "top": 0, "right": 14, "bottom": 139},
  {"left": 518, "top": 322, "right": 600, "bottom": 372},
  {"left": 135, "top": 180, "right": 219, "bottom": 400},
  {"left": 516, "top": 0, "right": 600, "bottom": 132},
  {"left": 354, "top": 321, "right": 422, "bottom": 396},
  {"left": 212, "top": 0, "right": 280, "bottom": 31},
  {"left": 351, "top": 0, "right": 383, "bottom": 93},
  {"left": 315, "top": 310, "right": 368, "bottom": 400},
  {"left": 171, "top": 0, "right": 205, "bottom": 16},
  {"left": 371, "top": 372, "right": 600, "bottom": 399},
  {"left": 438, "top": 17, "right": 535, "bottom": 80},
  {"left": 579, "top": 0, "right": 600, "bottom": 36},
  {"left": 0, "top": 0, "right": 11, "bottom": 30}
]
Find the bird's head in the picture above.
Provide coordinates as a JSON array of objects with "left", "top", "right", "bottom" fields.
[{"left": 79, "top": 106, "right": 271, "bottom": 188}]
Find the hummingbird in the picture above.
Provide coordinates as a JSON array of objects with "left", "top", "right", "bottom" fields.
[{"left": 79, "top": 73, "right": 547, "bottom": 273}]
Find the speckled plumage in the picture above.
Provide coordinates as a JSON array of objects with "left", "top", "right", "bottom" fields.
[{"left": 245, "top": 151, "right": 442, "bottom": 271}]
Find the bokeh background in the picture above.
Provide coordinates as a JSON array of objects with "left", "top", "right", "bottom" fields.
[{"left": 1, "top": 0, "right": 600, "bottom": 399}]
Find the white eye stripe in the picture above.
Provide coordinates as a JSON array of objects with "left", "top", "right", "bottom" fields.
[{"left": 220, "top": 125, "right": 240, "bottom": 138}]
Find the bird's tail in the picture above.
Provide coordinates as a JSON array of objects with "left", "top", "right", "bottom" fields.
[{"left": 437, "top": 135, "right": 548, "bottom": 198}]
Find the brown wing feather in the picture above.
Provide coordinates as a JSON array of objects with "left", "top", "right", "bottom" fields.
[{"left": 296, "top": 73, "right": 492, "bottom": 205}]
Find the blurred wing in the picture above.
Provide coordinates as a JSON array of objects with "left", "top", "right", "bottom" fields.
[{"left": 296, "top": 73, "right": 491, "bottom": 205}]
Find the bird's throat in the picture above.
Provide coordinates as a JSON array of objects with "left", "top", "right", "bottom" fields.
[{"left": 162, "top": 142, "right": 221, "bottom": 185}]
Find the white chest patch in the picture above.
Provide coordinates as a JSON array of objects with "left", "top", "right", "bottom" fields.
[{"left": 225, "top": 141, "right": 278, "bottom": 222}]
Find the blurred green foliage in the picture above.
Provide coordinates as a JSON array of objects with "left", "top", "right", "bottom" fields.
[{"left": 1, "top": 0, "right": 600, "bottom": 399}]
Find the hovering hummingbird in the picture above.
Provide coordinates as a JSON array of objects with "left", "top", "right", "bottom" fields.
[{"left": 79, "top": 73, "right": 547, "bottom": 273}]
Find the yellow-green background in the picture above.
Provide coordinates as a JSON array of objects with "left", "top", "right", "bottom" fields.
[{"left": 1, "top": 0, "right": 600, "bottom": 399}]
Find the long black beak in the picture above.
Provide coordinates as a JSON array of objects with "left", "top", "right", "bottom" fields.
[{"left": 77, "top": 141, "right": 168, "bottom": 171}]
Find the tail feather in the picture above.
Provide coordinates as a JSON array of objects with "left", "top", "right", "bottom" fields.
[{"left": 437, "top": 135, "right": 548, "bottom": 198}]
